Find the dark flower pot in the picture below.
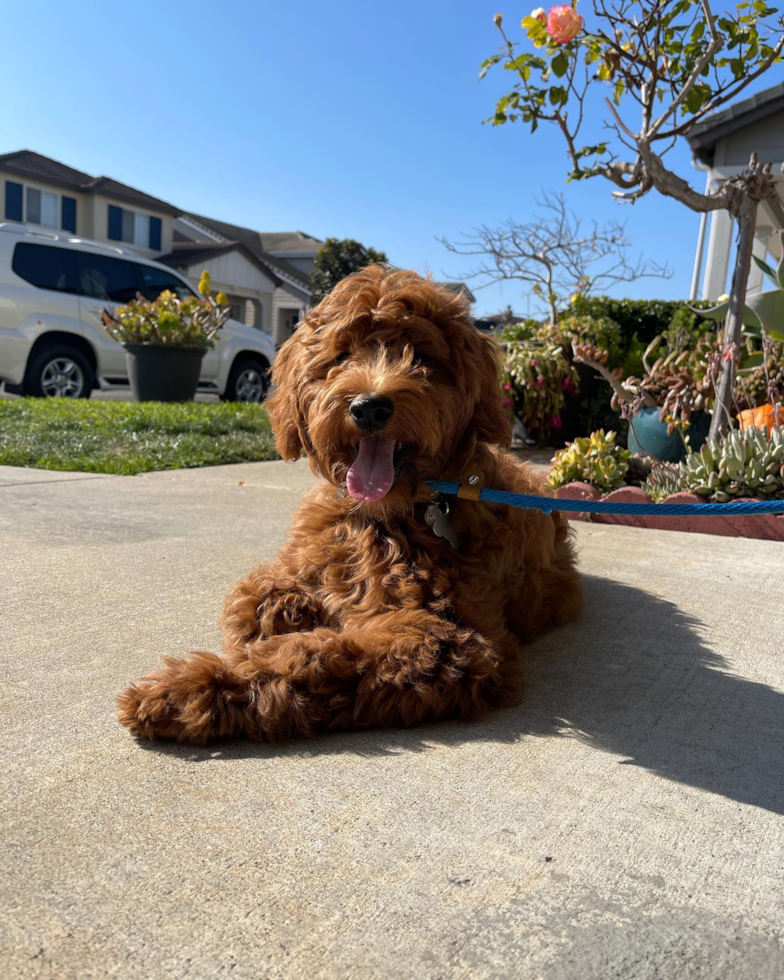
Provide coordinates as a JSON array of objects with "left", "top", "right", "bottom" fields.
[
  {"left": 123, "top": 344, "right": 205, "bottom": 402},
  {"left": 627, "top": 407, "right": 711, "bottom": 462}
]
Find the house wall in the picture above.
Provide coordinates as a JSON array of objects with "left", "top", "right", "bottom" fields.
[
  {"left": 87, "top": 194, "right": 174, "bottom": 258},
  {"left": 713, "top": 110, "right": 784, "bottom": 167},
  {"left": 697, "top": 113, "right": 784, "bottom": 299},
  {"left": 1, "top": 174, "right": 87, "bottom": 236},
  {"left": 271, "top": 255, "right": 315, "bottom": 276},
  {"left": 272, "top": 283, "right": 310, "bottom": 346},
  {"left": 179, "top": 255, "right": 275, "bottom": 333},
  {"left": 0, "top": 174, "right": 176, "bottom": 258}
]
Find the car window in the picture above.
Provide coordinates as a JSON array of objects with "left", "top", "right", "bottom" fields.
[
  {"left": 137, "top": 264, "right": 195, "bottom": 301},
  {"left": 74, "top": 252, "right": 140, "bottom": 303},
  {"left": 12, "top": 243, "right": 78, "bottom": 294}
]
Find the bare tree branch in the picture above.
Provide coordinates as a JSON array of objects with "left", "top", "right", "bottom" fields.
[{"left": 439, "top": 191, "right": 671, "bottom": 322}]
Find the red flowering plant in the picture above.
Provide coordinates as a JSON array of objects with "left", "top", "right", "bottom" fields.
[
  {"left": 503, "top": 338, "right": 579, "bottom": 441},
  {"left": 482, "top": 0, "right": 784, "bottom": 439}
]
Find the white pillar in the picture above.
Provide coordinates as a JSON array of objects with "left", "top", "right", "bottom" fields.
[
  {"left": 690, "top": 171, "right": 712, "bottom": 300},
  {"left": 702, "top": 208, "right": 733, "bottom": 300}
]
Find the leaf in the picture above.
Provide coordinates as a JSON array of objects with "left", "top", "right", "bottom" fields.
[
  {"left": 694, "top": 300, "right": 762, "bottom": 330},
  {"left": 752, "top": 254, "right": 778, "bottom": 284},
  {"left": 478, "top": 54, "right": 501, "bottom": 81},
  {"left": 738, "top": 351, "right": 764, "bottom": 372},
  {"left": 746, "top": 289, "right": 784, "bottom": 338},
  {"left": 552, "top": 53, "right": 569, "bottom": 77},
  {"left": 549, "top": 85, "right": 568, "bottom": 106},
  {"left": 613, "top": 79, "right": 624, "bottom": 105},
  {"left": 691, "top": 20, "right": 705, "bottom": 40}
]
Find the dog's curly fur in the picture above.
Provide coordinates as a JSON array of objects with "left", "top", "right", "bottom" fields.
[{"left": 118, "top": 266, "right": 582, "bottom": 744}]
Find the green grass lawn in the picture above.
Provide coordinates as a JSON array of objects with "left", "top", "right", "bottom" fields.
[{"left": 0, "top": 399, "right": 281, "bottom": 475}]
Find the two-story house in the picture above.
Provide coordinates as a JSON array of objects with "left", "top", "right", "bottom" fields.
[
  {"left": 0, "top": 150, "right": 181, "bottom": 260},
  {"left": 0, "top": 150, "right": 320, "bottom": 346}
]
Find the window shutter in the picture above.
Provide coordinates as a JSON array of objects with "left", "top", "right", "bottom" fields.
[
  {"left": 148, "top": 216, "right": 162, "bottom": 251},
  {"left": 61, "top": 196, "right": 77, "bottom": 233},
  {"left": 107, "top": 205, "right": 123, "bottom": 241},
  {"left": 5, "top": 181, "right": 23, "bottom": 221}
]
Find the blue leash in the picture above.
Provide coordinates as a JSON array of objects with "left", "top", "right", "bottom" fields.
[{"left": 426, "top": 480, "right": 784, "bottom": 517}]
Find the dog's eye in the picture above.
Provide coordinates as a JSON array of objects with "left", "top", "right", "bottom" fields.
[
  {"left": 411, "top": 351, "right": 430, "bottom": 368},
  {"left": 333, "top": 352, "right": 351, "bottom": 367}
]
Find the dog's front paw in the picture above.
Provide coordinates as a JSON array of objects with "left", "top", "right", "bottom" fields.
[
  {"left": 117, "top": 652, "right": 235, "bottom": 744},
  {"left": 261, "top": 591, "right": 322, "bottom": 637}
]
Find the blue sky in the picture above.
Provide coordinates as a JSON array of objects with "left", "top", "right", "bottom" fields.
[{"left": 2, "top": 0, "right": 779, "bottom": 315}]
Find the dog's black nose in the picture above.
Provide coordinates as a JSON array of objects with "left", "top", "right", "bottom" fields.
[{"left": 350, "top": 394, "right": 394, "bottom": 432}]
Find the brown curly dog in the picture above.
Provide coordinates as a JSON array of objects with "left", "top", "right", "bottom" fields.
[{"left": 118, "top": 266, "right": 582, "bottom": 744}]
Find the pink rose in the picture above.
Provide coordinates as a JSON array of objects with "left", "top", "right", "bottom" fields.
[
  {"left": 531, "top": 358, "right": 538, "bottom": 366},
  {"left": 537, "top": 377, "right": 545, "bottom": 388},
  {"left": 551, "top": 415, "right": 563, "bottom": 429},
  {"left": 503, "top": 383, "right": 511, "bottom": 390},
  {"left": 563, "top": 377, "right": 575, "bottom": 392},
  {"left": 503, "top": 397, "right": 512, "bottom": 409},
  {"left": 546, "top": 4, "right": 583, "bottom": 44}
]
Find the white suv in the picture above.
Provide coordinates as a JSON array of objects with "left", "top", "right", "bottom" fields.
[{"left": 0, "top": 224, "right": 276, "bottom": 401}]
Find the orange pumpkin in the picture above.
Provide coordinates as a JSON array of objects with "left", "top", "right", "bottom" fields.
[{"left": 737, "top": 404, "right": 784, "bottom": 433}]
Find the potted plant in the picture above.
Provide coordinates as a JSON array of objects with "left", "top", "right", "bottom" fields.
[
  {"left": 101, "top": 271, "right": 230, "bottom": 402},
  {"left": 732, "top": 333, "right": 783, "bottom": 432},
  {"left": 572, "top": 335, "right": 715, "bottom": 462}
]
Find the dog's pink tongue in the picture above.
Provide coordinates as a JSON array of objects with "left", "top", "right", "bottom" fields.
[{"left": 347, "top": 436, "right": 396, "bottom": 502}]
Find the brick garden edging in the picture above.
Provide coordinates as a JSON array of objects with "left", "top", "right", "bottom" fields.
[{"left": 555, "top": 482, "right": 784, "bottom": 541}]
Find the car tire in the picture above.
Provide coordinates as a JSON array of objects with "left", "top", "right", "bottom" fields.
[
  {"left": 24, "top": 344, "right": 94, "bottom": 399},
  {"left": 222, "top": 357, "right": 269, "bottom": 403}
]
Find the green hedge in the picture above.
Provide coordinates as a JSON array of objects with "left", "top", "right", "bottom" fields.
[{"left": 568, "top": 295, "right": 716, "bottom": 345}]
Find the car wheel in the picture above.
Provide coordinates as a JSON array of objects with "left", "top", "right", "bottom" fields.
[
  {"left": 24, "top": 344, "right": 94, "bottom": 399},
  {"left": 223, "top": 358, "right": 269, "bottom": 403}
]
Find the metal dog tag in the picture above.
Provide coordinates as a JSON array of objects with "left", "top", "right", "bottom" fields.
[{"left": 424, "top": 500, "right": 460, "bottom": 551}]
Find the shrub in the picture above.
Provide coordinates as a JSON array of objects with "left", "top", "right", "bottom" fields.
[
  {"left": 549, "top": 430, "right": 631, "bottom": 493},
  {"left": 500, "top": 320, "right": 539, "bottom": 343},
  {"left": 504, "top": 341, "right": 578, "bottom": 439},
  {"left": 568, "top": 295, "right": 715, "bottom": 346}
]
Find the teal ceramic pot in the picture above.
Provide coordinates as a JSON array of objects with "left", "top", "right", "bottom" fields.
[{"left": 626, "top": 407, "right": 711, "bottom": 462}]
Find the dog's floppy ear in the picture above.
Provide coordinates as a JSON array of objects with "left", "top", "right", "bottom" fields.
[
  {"left": 469, "top": 332, "right": 513, "bottom": 447},
  {"left": 266, "top": 334, "right": 306, "bottom": 461}
]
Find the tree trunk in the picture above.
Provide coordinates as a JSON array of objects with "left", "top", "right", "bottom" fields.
[{"left": 708, "top": 192, "right": 757, "bottom": 441}]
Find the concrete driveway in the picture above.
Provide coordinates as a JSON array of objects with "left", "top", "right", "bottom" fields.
[{"left": 1, "top": 460, "right": 783, "bottom": 979}]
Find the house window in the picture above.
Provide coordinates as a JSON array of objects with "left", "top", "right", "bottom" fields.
[
  {"left": 107, "top": 205, "right": 162, "bottom": 250},
  {"left": 4, "top": 180, "right": 77, "bottom": 233}
]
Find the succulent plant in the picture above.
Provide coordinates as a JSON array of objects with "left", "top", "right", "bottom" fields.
[
  {"left": 549, "top": 430, "right": 631, "bottom": 493},
  {"left": 643, "top": 460, "right": 683, "bottom": 502},
  {"left": 677, "top": 426, "right": 784, "bottom": 502},
  {"left": 101, "top": 271, "right": 231, "bottom": 351}
]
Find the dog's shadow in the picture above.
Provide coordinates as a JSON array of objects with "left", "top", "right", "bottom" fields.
[{"left": 139, "top": 575, "right": 784, "bottom": 815}]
